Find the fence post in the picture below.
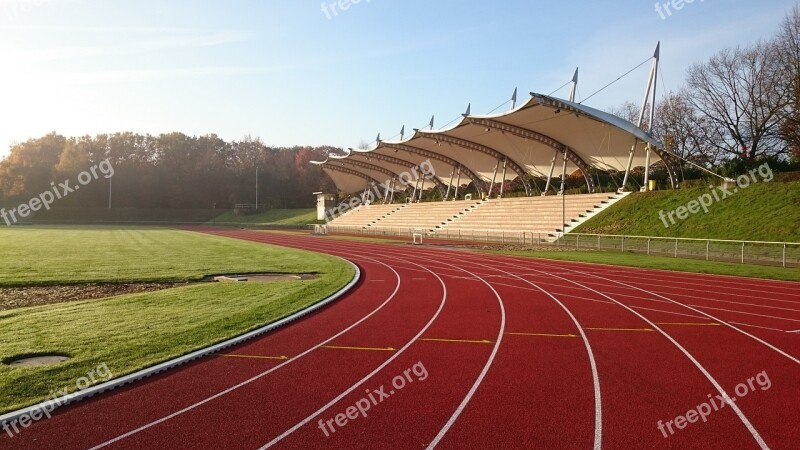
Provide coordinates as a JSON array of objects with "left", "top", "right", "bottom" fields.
[
  {"left": 576, "top": 234, "right": 580, "bottom": 249},
  {"left": 706, "top": 240, "right": 710, "bottom": 261},
  {"left": 621, "top": 236, "right": 625, "bottom": 253},
  {"left": 647, "top": 238, "right": 651, "bottom": 255},
  {"left": 741, "top": 241, "right": 745, "bottom": 264},
  {"left": 597, "top": 234, "right": 601, "bottom": 250},
  {"left": 784, "top": 243, "right": 787, "bottom": 268},
  {"left": 674, "top": 239, "right": 678, "bottom": 258}
]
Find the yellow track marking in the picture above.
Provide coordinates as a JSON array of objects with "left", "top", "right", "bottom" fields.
[
  {"left": 584, "top": 327, "right": 654, "bottom": 332},
  {"left": 505, "top": 332, "right": 578, "bottom": 338},
  {"left": 656, "top": 322, "right": 721, "bottom": 327},
  {"left": 419, "top": 338, "right": 493, "bottom": 344}
]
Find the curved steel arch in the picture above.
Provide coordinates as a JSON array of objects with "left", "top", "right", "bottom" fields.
[
  {"left": 348, "top": 152, "right": 449, "bottom": 192},
  {"left": 414, "top": 131, "right": 533, "bottom": 196},
  {"left": 335, "top": 159, "right": 400, "bottom": 183},
  {"left": 465, "top": 117, "right": 597, "bottom": 193},
  {"left": 320, "top": 163, "right": 383, "bottom": 187},
  {"left": 379, "top": 142, "right": 486, "bottom": 197}
]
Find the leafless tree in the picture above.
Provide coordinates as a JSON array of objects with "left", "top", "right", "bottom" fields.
[
  {"left": 652, "top": 90, "right": 722, "bottom": 166},
  {"left": 776, "top": 5, "right": 800, "bottom": 159},
  {"left": 609, "top": 101, "right": 642, "bottom": 125},
  {"left": 685, "top": 40, "right": 790, "bottom": 161}
]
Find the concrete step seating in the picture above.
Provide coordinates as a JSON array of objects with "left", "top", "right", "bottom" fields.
[
  {"left": 444, "top": 193, "right": 615, "bottom": 235},
  {"left": 327, "top": 203, "right": 402, "bottom": 229},
  {"left": 370, "top": 200, "right": 483, "bottom": 233}
]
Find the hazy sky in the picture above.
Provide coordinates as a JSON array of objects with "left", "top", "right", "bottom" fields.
[{"left": 0, "top": 0, "right": 796, "bottom": 158}]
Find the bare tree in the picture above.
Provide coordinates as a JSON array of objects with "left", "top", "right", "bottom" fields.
[
  {"left": 686, "top": 40, "right": 790, "bottom": 161},
  {"left": 608, "top": 101, "right": 642, "bottom": 125},
  {"left": 653, "top": 90, "right": 722, "bottom": 166},
  {"left": 776, "top": 5, "right": 800, "bottom": 159}
]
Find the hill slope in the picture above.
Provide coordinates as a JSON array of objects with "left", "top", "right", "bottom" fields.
[
  {"left": 206, "top": 209, "right": 318, "bottom": 226},
  {"left": 574, "top": 181, "right": 800, "bottom": 242}
]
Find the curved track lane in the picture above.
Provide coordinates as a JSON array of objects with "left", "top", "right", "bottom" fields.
[{"left": 2, "top": 228, "right": 798, "bottom": 449}]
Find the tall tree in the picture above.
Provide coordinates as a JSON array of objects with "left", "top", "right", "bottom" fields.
[
  {"left": 686, "top": 40, "right": 790, "bottom": 161},
  {"left": 776, "top": 5, "right": 800, "bottom": 160}
]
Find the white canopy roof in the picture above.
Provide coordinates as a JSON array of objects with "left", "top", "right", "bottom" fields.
[{"left": 315, "top": 92, "right": 674, "bottom": 195}]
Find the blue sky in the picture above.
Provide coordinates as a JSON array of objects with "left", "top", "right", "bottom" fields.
[{"left": 0, "top": 0, "right": 796, "bottom": 158}]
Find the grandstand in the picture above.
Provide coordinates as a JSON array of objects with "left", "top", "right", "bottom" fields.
[
  {"left": 327, "top": 192, "right": 627, "bottom": 241},
  {"left": 316, "top": 45, "right": 672, "bottom": 241}
]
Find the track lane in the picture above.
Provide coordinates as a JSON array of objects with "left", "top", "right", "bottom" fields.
[
  {"left": 7, "top": 255, "right": 403, "bottom": 449},
  {"left": 4, "top": 228, "right": 798, "bottom": 449}
]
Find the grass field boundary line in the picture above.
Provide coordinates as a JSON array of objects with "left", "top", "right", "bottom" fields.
[{"left": 0, "top": 259, "right": 361, "bottom": 429}]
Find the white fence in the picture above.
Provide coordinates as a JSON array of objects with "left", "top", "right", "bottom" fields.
[{"left": 318, "top": 225, "right": 800, "bottom": 268}]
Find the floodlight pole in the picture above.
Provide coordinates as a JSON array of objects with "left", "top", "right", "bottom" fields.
[
  {"left": 445, "top": 167, "right": 455, "bottom": 201},
  {"left": 255, "top": 167, "right": 259, "bottom": 210},
  {"left": 560, "top": 149, "right": 568, "bottom": 238},
  {"left": 108, "top": 176, "right": 112, "bottom": 209},
  {"left": 453, "top": 166, "right": 461, "bottom": 201},
  {"left": 499, "top": 158, "right": 508, "bottom": 198},
  {"left": 544, "top": 150, "right": 558, "bottom": 196},
  {"left": 487, "top": 160, "right": 499, "bottom": 199}
]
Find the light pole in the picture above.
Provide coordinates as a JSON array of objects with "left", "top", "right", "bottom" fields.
[{"left": 560, "top": 149, "right": 568, "bottom": 238}]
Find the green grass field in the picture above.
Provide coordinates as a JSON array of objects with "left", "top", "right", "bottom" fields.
[
  {"left": 574, "top": 181, "right": 800, "bottom": 242},
  {"left": 0, "top": 227, "right": 354, "bottom": 413},
  {"left": 206, "top": 209, "right": 318, "bottom": 226}
]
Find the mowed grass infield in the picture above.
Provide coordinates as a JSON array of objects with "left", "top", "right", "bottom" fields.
[{"left": 0, "top": 227, "right": 354, "bottom": 414}]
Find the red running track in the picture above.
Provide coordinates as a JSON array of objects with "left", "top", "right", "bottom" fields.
[{"left": 3, "top": 228, "right": 799, "bottom": 449}]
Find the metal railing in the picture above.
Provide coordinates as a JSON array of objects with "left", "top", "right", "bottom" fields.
[
  {"left": 316, "top": 225, "right": 800, "bottom": 268},
  {"left": 558, "top": 233, "right": 800, "bottom": 268}
]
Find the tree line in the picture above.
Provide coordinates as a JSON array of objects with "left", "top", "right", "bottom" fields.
[
  {"left": 0, "top": 132, "right": 337, "bottom": 209},
  {"left": 3, "top": 7, "right": 800, "bottom": 209}
]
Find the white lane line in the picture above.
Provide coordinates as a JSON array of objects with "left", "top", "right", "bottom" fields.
[
  {"left": 467, "top": 260, "right": 603, "bottom": 450},
  {"left": 403, "top": 248, "right": 768, "bottom": 450},
  {"left": 561, "top": 273, "right": 800, "bottom": 367},
  {"left": 526, "top": 268, "right": 770, "bottom": 450},
  {"left": 687, "top": 304, "right": 800, "bottom": 324},
  {"left": 89, "top": 256, "right": 403, "bottom": 450},
  {"left": 630, "top": 306, "right": 708, "bottom": 320},
  {"left": 426, "top": 268, "right": 506, "bottom": 449},
  {"left": 488, "top": 257, "right": 800, "bottom": 303},
  {"left": 727, "top": 322, "right": 791, "bottom": 332},
  {"left": 259, "top": 255, "right": 450, "bottom": 448}
]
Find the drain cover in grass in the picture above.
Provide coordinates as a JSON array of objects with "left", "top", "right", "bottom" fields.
[{"left": 4, "top": 355, "right": 70, "bottom": 367}]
